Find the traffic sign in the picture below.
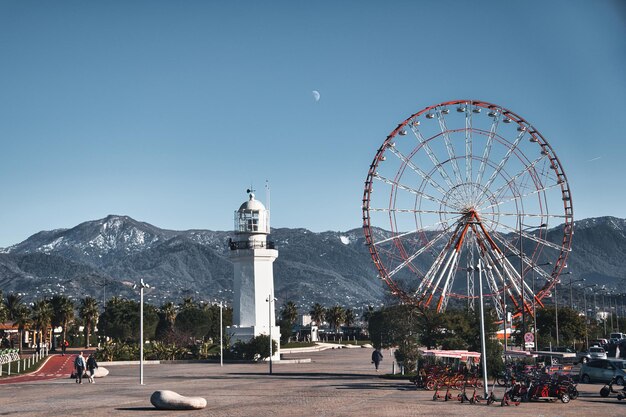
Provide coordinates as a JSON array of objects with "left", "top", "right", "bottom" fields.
[
  {"left": 524, "top": 332, "right": 534, "bottom": 342},
  {"left": 525, "top": 342, "right": 535, "bottom": 348}
]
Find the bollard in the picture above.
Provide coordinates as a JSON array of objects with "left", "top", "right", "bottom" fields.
[
  {"left": 401, "top": 365, "right": 404, "bottom": 375},
  {"left": 392, "top": 361, "right": 395, "bottom": 375},
  {"left": 7, "top": 362, "right": 10, "bottom": 376},
  {"left": 0, "top": 363, "right": 3, "bottom": 376},
  {"left": 17, "top": 360, "right": 20, "bottom": 373}
]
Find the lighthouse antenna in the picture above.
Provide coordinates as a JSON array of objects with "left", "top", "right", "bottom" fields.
[{"left": 265, "top": 180, "right": 270, "bottom": 212}]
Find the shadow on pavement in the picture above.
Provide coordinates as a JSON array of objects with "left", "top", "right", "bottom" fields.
[
  {"left": 227, "top": 372, "right": 383, "bottom": 380},
  {"left": 115, "top": 407, "right": 159, "bottom": 412}
]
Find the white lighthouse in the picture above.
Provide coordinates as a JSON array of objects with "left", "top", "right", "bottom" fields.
[{"left": 228, "top": 190, "right": 280, "bottom": 360}]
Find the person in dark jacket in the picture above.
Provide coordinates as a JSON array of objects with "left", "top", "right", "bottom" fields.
[
  {"left": 86, "top": 354, "right": 98, "bottom": 383},
  {"left": 371, "top": 348, "right": 383, "bottom": 371}
]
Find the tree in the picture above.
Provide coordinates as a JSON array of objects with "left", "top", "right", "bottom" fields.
[
  {"left": 99, "top": 297, "right": 158, "bottom": 342},
  {"left": 309, "top": 303, "right": 325, "bottom": 326},
  {"left": 31, "top": 299, "right": 53, "bottom": 347},
  {"left": 4, "top": 293, "right": 28, "bottom": 351},
  {"left": 50, "top": 295, "right": 75, "bottom": 350},
  {"left": 344, "top": 309, "right": 355, "bottom": 327},
  {"left": 0, "top": 290, "right": 7, "bottom": 323},
  {"left": 79, "top": 296, "right": 99, "bottom": 348},
  {"left": 280, "top": 301, "right": 298, "bottom": 325},
  {"left": 161, "top": 301, "right": 177, "bottom": 328},
  {"left": 230, "top": 334, "right": 277, "bottom": 361},
  {"left": 325, "top": 305, "right": 346, "bottom": 332},
  {"left": 174, "top": 305, "right": 211, "bottom": 341},
  {"left": 537, "top": 306, "right": 586, "bottom": 348}
]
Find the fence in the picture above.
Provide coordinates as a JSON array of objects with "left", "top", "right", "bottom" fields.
[{"left": 0, "top": 346, "right": 48, "bottom": 376}]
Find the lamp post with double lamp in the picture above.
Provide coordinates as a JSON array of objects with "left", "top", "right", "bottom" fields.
[
  {"left": 472, "top": 260, "right": 490, "bottom": 398},
  {"left": 567, "top": 277, "right": 585, "bottom": 309},
  {"left": 554, "top": 272, "right": 571, "bottom": 347},
  {"left": 218, "top": 301, "right": 224, "bottom": 367},
  {"left": 135, "top": 278, "right": 151, "bottom": 385},
  {"left": 266, "top": 295, "right": 276, "bottom": 375},
  {"left": 582, "top": 283, "right": 598, "bottom": 350},
  {"left": 601, "top": 288, "right": 608, "bottom": 335},
  {"left": 518, "top": 222, "right": 547, "bottom": 351},
  {"left": 530, "top": 262, "right": 551, "bottom": 351}
]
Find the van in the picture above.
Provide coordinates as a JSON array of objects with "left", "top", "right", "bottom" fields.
[{"left": 610, "top": 333, "right": 625, "bottom": 343}]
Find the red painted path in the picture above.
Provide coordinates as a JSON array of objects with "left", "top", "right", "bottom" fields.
[{"left": 0, "top": 351, "right": 93, "bottom": 384}]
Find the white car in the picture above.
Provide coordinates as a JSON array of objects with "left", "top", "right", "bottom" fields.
[{"left": 577, "top": 346, "right": 608, "bottom": 364}]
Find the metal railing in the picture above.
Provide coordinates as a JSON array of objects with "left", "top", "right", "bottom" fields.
[{"left": 228, "top": 239, "right": 275, "bottom": 250}]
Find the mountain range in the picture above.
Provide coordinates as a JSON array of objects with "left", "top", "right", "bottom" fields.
[{"left": 0, "top": 215, "right": 624, "bottom": 309}]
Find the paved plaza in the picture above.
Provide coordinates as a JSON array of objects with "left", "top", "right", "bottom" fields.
[{"left": 1, "top": 346, "right": 625, "bottom": 416}]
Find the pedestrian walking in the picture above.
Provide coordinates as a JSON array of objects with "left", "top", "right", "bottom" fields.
[
  {"left": 371, "top": 348, "right": 383, "bottom": 371},
  {"left": 74, "top": 351, "right": 87, "bottom": 384},
  {"left": 86, "top": 353, "right": 98, "bottom": 383},
  {"left": 62, "top": 339, "right": 68, "bottom": 356}
]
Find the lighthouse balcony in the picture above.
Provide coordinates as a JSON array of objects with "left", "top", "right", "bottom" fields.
[{"left": 229, "top": 239, "right": 275, "bottom": 251}]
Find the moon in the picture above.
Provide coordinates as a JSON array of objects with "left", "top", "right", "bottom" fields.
[{"left": 312, "top": 90, "right": 320, "bottom": 102}]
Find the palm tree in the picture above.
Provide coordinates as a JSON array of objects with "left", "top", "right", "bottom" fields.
[
  {"left": 51, "top": 295, "right": 75, "bottom": 350},
  {"left": 344, "top": 309, "right": 355, "bottom": 327},
  {"left": 4, "top": 293, "right": 27, "bottom": 351},
  {"left": 180, "top": 297, "right": 195, "bottom": 311},
  {"left": 79, "top": 297, "right": 99, "bottom": 348},
  {"left": 325, "top": 305, "right": 346, "bottom": 333},
  {"left": 14, "top": 306, "right": 31, "bottom": 352},
  {"left": 309, "top": 303, "right": 326, "bottom": 326},
  {"left": 280, "top": 301, "right": 298, "bottom": 325},
  {"left": 361, "top": 305, "right": 375, "bottom": 323},
  {"left": 160, "top": 301, "right": 177, "bottom": 328},
  {"left": 0, "top": 290, "right": 8, "bottom": 323},
  {"left": 31, "top": 299, "right": 53, "bottom": 348},
  {"left": 4, "top": 292, "right": 26, "bottom": 324}
]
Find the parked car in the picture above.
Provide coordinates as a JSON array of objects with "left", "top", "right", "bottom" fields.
[
  {"left": 579, "top": 359, "right": 626, "bottom": 384},
  {"left": 539, "top": 346, "right": 575, "bottom": 353},
  {"left": 577, "top": 346, "right": 608, "bottom": 364},
  {"left": 590, "top": 339, "right": 609, "bottom": 347}
]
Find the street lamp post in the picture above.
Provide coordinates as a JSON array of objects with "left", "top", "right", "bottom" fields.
[
  {"left": 568, "top": 277, "right": 585, "bottom": 309},
  {"left": 477, "top": 260, "right": 489, "bottom": 398},
  {"left": 219, "top": 301, "right": 223, "bottom": 367},
  {"left": 609, "top": 292, "right": 615, "bottom": 332},
  {"left": 518, "top": 223, "right": 547, "bottom": 351},
  {"left": 266, "top": 295, "right": 276, "bottom": 375},
  {"left": 582, "top": 284, "right": 597, "bottom": 350},
  {"left": 555, "top": 280, "right": 559, "bottom": 347},
  {"left": 602, "top": 290, "right": 607, "bottom": 335},
  {"left": 136, "top": 278, "right": 150, "bottom": 385},
  {"left": 554, "top": 271, "right": 571, "bottom": 347}
]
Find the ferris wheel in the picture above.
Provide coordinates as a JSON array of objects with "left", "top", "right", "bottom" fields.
[{"left": 362, "top": 100, "right": 573, "bottom": 320}]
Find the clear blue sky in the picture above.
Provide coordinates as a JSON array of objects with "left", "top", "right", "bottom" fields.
[{"left": 0, "top": 0, "right": 624, "bottom": 247}]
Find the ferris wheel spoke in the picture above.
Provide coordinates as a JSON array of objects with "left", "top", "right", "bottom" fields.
[
  {"left": 417, "top": 222, "right": 465, "bottom": 302},
  {"left": 490, "top": 231, "right": 554, "bottom": 282},
  {"left": 475, "top": 153, "right": 548, "bottom": 208},
  {"left": 369, "top": 207, "right": 465, "bottom": 217},
  {"left": 410, "top": 126, "right": 456, "bottom": 190},
  {"left": 386, "top": 146, "right": 449, "bottom": 197},
  {"left": 436, "top": 110, "right": 465, "bottom": 187},
  {"left": 436, "top": 250, "right": 461, "bottom": 312},
  {"left": 478, "top": 182, "right": 565, "bottom": 213},
  {"left": 386, "top": 226, "right": 453, "bottom": 279},
  {"left": 488, "top": 220, "right": 567, "bottom": 253},
  {"left": 476, "top": 112, "right": 500, "bottom": 186},
  {"left": 481, "top": 128, "right": 527, "bottom": 193},
  {"left": 464, "top": 107, "right": 473, "bottom": 198},
  {"left": 373, "top": 174, "right": 448, "bottom": 207}
]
